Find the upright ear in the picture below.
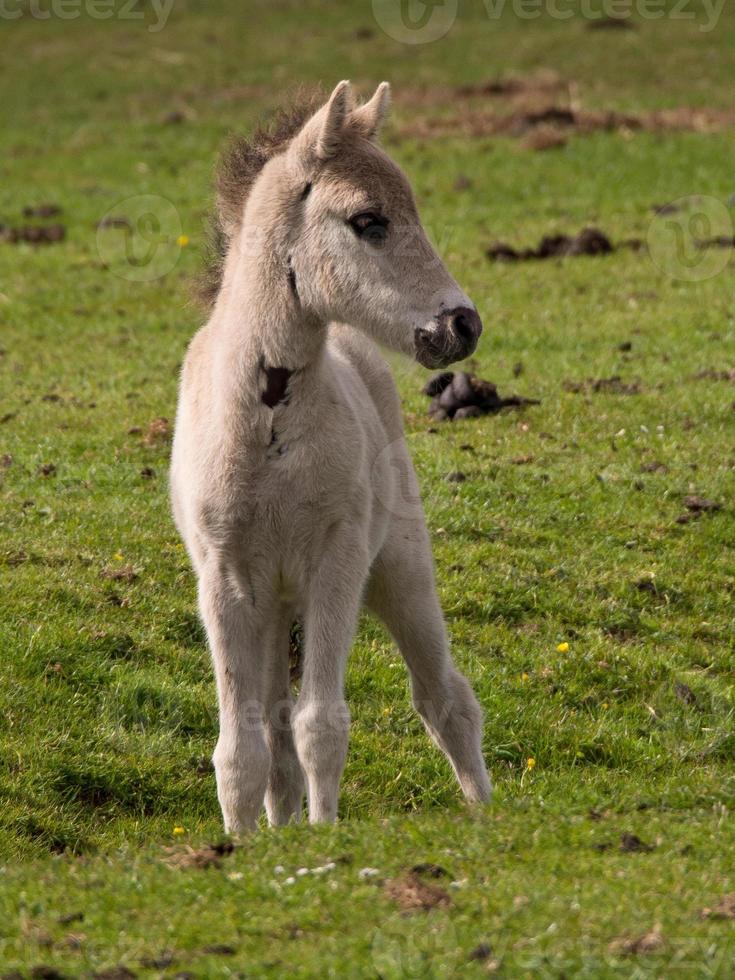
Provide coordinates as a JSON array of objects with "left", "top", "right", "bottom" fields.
[
  {"left": 351, "top": 82, "right": 391, "bottom": 142},
  {"left": 293, "top": 80, "right": 352, "bottom": 165}
]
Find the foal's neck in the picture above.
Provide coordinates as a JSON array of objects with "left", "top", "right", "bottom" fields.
[{"left": 211, "top": 235, "right": 327, "bottom": 420}]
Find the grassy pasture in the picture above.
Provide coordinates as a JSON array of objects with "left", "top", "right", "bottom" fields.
[{"left": 0, "top": 1, "right": 734, "bottom": 975}]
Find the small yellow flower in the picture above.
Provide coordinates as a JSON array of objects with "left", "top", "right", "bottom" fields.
[
  {"left": 113, "top": 552, "right": 123, "bottom": 561},
  {"left": 382, "top": 706, "right": 391, "bottom": 716},
  {"left": 521, "top": 672, "right": 529, "bottom": 682},
  {"left": 526, "top": 757, "right": 536, "bottom": 770},
  {"left": 602, "top": 702, "right": 609, "bottom": 710},
  {"left": 557, "top": 642, "right": 569, "bottom": 653},
  {"left": 173, "top": 825, "right": 185, "bottom": 835},
  {"left": 177, "top": 234, "right": 189, "bottom": 248}
]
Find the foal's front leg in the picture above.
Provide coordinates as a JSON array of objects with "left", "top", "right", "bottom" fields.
[
  {"left": 292, "top": 531, "right": 368, "bottom": 823},
  {"left": 198, "top": 562, "right": 270, "bottom": 833},
  {"left": 366, "top": 516, "right": 492, "bottom": 805}
]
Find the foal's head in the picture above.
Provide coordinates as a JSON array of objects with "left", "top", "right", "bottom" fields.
[{"left": 216, "top": 81, "right": 482, "bottom": 369}]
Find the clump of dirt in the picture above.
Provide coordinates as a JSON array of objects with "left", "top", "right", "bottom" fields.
[
  {"left": 640, "top": 460, "right": 668, "bottom": 474},
  {"left": 163, "top": 841, "right": 235, "bottom": 870},
  {"left": 455, "top": 70, "right": 567, "bottom": 101},
  {"left": 487, "top": 227, "right": 614, "bottom": 262},
  {"left": 563, "top": 376, "right": 640, "bottom": 395},
  {"left": 410, "top": 862, "right": 449, "bottom": 878},
  {"left": 23, "top": 203, "right": 62, "bottom": 218},
  {"left": 142, "top": 417, "right": 172, "bottom": 446},
  {"left": 674, "top": 681, "right": 700, "bottom": 709},
  {"left": 620, "top": 832, "right": 654, "bottom": 853},
  {"left": 140, "top": 952, "right": 175, "bottom": 969},
  {"left": 424, "top": 371, "right": 540, "bottom": 422},
  {"left": 609, "top": 923, "right": 664, "bottom": 955},
  {"left": 695, "top": 236, "right": 735, "bottom": 249},
  {"left": 587, "top": 15, "right": 634, "bottom": 29},
  {"left": 97, "top": 216, "right": 132, "bottom": 231},
  {"left": 676, "top": 494, "right": 723, "bottom": 525},
  {"left": 384, "top": 871, "right": 451, "bottom": 911},
  {"left": 57, "top": 912, "right": 84, "bottom": 926},
  {"left": 0, "top": 224, "right": 66, "bottom": 244}
]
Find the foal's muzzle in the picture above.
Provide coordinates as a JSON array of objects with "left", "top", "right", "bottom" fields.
[{"left": 414, "top": 306, "right": 483, "bottom": 369}]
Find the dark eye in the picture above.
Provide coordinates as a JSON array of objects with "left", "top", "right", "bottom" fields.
[{"left": 348, "top": 212, "right": 389, "bottom": 247}]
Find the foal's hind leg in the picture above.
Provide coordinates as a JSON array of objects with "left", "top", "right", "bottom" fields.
[
  {"left": 366, "top": 521, "right": 491, "bottom": 804},
  {"left": 198, "top": 562, "right": 271, "bottom": 833},
  {"left": 263, "top": 612, "right": 304, "bottom": 826}
]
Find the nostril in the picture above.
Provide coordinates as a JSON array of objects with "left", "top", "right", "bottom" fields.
[
  {"left": 452, "top": 312, "right": 474, "bottom": 345},
  {"left": 445, "top": 307, "right": 481, "bottom": 348}
]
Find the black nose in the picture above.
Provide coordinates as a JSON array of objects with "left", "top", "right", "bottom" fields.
[
  {"left": 414, "top": 306, "right": 483, "bottom": 369},
  {"left": 439, "top": 306, "right": 482, "bottom": 354}
]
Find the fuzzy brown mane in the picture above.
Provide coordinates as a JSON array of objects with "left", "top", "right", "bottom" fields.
[{"left": 195, "top": 92, "right": 323, "bottom": 308}]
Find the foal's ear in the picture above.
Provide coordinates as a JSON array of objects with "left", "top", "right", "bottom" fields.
[
  {"left": 351, "top": 82, "right": 391, "bottom": 142},
  {"left": 295, "top": 80, "right": 352, "bottom": 164}
]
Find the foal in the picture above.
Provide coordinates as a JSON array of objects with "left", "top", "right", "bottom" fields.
[{"left": 171, "top": 81, "right": 492, "bottom": 831}]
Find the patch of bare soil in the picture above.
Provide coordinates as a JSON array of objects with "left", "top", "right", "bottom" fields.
[
  {"left": 384, "top": 871, "right": 451, "bottom": 912},
  {"left": 609, "top": 923, "right": 664, "bottom": 955},
  {"left": 521, "top": 125, "right": 569, "bottom": 151},
  {"left": 424, "top": 371, "right": 540, "bottom": 421},
  {"left": 101, "top": 565, "right": 138, "bottom": 583},
  {"left": 163, "top": 841, "right": 235, "bottom": 870},
  {"left": 395, "top": 74, "right": 735, "bottom": 144},
  {"left": 701, "top": 893, "right": 735, "bottom": 920},
  {"left": 692, "top": 367, "right": 735, "bottom": 383},
  {"left": 488, "top": 227, "right": 614, "bottom": 262}
]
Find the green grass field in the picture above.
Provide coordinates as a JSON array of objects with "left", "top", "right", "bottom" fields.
[{"left": 1, "top": 1, "right": 734, "bottom": 975}]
